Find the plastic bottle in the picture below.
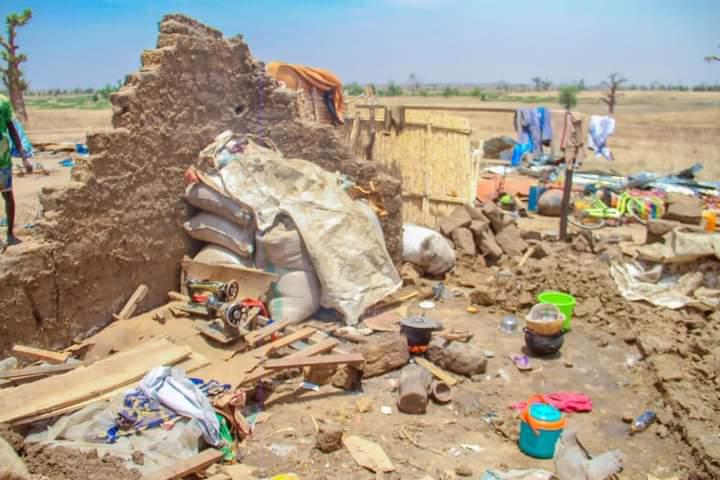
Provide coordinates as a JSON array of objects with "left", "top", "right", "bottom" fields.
[{"left": 630, "top": 410, "right": 656, "bottom": 434}]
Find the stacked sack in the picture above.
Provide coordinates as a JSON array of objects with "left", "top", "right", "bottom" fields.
[{"left": 183, "top": 174, "right": 322, "bottom": 323}]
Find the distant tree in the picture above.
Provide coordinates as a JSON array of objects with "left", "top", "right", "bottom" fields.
[
  {"left": 379, "top": 81, "right": 402, "bottom": 97},
  {"left": 558, "top": 85, "right": 578, "bottom": 110},
  {"left": 601, "top": 72, "right": 626, "bottom": 114},
  {"left": 0, "top": 8, "right": 32, "bottom": 123},
  {"left": 531, "top": 76, "right": 542, "bottom": 91},
  {"left": 576, "top": 79, "right": 586, "bottom": 91},
  {"left": 407, "top": 73, "right": 421, "bottom": 94},
  {"left": 497, "top": 80, "right": 510, "bottom": 93},
  {"left": 345, "top": 82, "right": 364, "bottom": 96},
  {"left": 705, "top": 44, "right": 720, "bottom": 62},
  {"left": 540, "top": 79, "right": 552, "bottom": 91}
]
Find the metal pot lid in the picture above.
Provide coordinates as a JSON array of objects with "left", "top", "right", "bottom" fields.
[{"left": 400, "top": 316, "right": 442, "bottom": 330}]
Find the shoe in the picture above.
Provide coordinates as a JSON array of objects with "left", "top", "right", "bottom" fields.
[{"left": 6, "top": 235, "right": 22, "bottom": 246}]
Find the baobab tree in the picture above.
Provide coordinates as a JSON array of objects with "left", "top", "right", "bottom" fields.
[
  {"left": 601, "top": 72, "right": 626, "bottom": 115},
  {"left": 0, "top": 9, "right": 32, "bottom": 124}
]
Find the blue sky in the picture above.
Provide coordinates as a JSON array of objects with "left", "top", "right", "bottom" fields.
[{"left": 2, "top": 0, "right": 719, "bottom": 89}]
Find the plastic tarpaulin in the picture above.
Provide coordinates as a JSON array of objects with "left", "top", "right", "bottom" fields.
[{"left": 200, "top": 132, "right": 401, "bottom": 324}]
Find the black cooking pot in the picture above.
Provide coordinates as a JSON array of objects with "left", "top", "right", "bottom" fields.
[{"left": 523, "top": 327, "right": 564, "bottom": 356}]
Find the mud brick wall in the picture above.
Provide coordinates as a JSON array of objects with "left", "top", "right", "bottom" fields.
[{"left": 0, "top": 14, "right": 402, "bottom": 353}]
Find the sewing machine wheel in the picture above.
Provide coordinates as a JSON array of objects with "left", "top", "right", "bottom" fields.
[
  {"left": 225, "top": 280, "right": 240, "bottom": 301},
  {"left": 225, "top": 304, "right": 244, "bottom": 327}
]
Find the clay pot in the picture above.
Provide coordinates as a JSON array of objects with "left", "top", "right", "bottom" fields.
[{"left": 523, "top": 328, "right": 564, "bottom": 356}]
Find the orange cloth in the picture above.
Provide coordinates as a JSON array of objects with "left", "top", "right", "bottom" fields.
[{"left": 266, "top": 61, "right": 345, "bottom": 122}]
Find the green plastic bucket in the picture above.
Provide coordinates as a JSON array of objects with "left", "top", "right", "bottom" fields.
[{"left": 537, "top": 291, "right": 576, "bottom": 331}]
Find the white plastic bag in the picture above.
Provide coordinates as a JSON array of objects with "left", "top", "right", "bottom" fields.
[
  {"left": 184, "top": 212, "right": 255, "bottom": 258},
  {"left": 403, "top": 224, "right": 456, "bottom": 275}
]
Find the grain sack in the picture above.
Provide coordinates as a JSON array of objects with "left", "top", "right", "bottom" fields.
[
  {"left": 193, "top": 244, "right": 254, "bottom": 268},
  {"left": 269, "top": 270, "right": 321, "bottom": 323},
  {"left": 184, "top": 212, "right": 255, "bottom": 257},
  {"left": 538, "top": 189, "right": 563, "bottom": 217},
  {"left": 403, "top": 224, "right": 456, "bottom": 275},
  {"left": 259, "top": 218, "right": 314, "bottom": 272},
  {"left": 185, "top": 181, "right": 253, "bottom": 226}
]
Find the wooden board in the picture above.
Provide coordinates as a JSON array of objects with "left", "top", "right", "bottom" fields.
[
  {"left": 251, "top": 327, "right": 317, "bottom": 358},
  {"left": 244, "top": 319, "right": 293, "bottom": 346},
  {"left": 413, "top": 356, "right": 458, "bottom": 386},
  {"left": 113, "top": 284, "right": 149, "bottom": 321},
  {"left": 0, "top": 338, "right": 191, "bottom": 424},
  {"left": 238, "top": 338, "right": 340, "bottom": 386},
  {"left": 0, "top": 362, "right": 81, "bottom": 380},
  {"left": 181, "top": 258, "right": 278, "bottom": 298},
  {"left": 144, "top": 449, "right": 223, "bottom": 480},
  {"left": 263, "top": 353, "right": 364, "bottom": 370},
  {"left": 12, "top": 345, "right": 70, "bottom": 364},
  {"left": 13, "top": 351, "right": 209, "bottom": 426}
]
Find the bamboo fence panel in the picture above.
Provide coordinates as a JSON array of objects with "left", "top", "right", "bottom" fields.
[{"left": 348, "top": 106, "right": 476, "bottom": 228}]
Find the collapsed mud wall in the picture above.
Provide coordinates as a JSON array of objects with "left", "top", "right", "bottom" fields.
[{"left": 0, "top": 14, "right": 402, "bottom": 354}]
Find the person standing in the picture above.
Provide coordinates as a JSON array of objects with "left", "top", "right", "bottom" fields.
[{"left": 0, "top": 95, "right": 32, "bottom": 248}]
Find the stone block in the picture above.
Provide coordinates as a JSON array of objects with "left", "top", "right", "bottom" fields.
[
  {"left": 494, "top": 224, "right": 528, "bottom": 257},
  {"left": 451, "top": 227, "right": 476, "bottom": 256},
  {"left": 438, "top": 206, "right": 472, "bottom": 237},
  {"left": 478, "top": 230, "right": 503, "bottom": 260},
  {"left": 426, "top": 338, "right": 487, "bottom": 377}
]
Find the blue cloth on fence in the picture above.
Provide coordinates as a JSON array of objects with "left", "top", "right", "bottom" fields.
[
  {"left": 10, "top": 119, "right": 32, "bottom": 158},
  {"left": 537, "top": 107, "right": 552, "bottom": 145}
]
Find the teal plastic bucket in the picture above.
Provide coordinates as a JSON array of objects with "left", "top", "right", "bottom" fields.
[
  {"left": 537, "top": 291, "right": 576, "bottom": 331},
  {"left": 518, "top": 401, "right": 565, "bottom": 459}
]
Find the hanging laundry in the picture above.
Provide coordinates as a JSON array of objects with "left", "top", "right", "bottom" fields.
[
  {"left": 587, "top": 115, "right": 615, "bottom": 160},
  {"left": 537, "top": 107, "right": 553, "bottom": 146}
]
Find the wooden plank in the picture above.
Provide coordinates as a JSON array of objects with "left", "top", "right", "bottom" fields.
[
  {"left": 14, "top": 351, "right": 209, "bottom": 426},
  {"left": 252, "top": 327, "right": 317, "bottom": 358},
  {"left": 354, "top": 103, "right": 517, "bottom": 114},
  {"left": 285, "top": 338, "right": 340, "bottom": 359},
  {"left": 264, "top": 353, "right": 365, "bottom": 370},
  {"left": 238, "top": 338, "right": 340, "bottom": 386},
  {"left": 181, "top": 258, "right": 278, "bottom": 300},
  {"left": 244, "top": 319, "right": 293, "bottom": 346},
  {"left": 168, "top": 291, "right": 190, "bottom": 302},
  {"left": 113, "top": 284, "right": 149, "bottom": 321},
  {"left": 12, "top": 345, "right": 70, "bottom": 364},
  {"left": 144, "top": 449, "right": 223, "bottom": 480},
  {"left": 0, "top": 338, "right": 191, "bottom": 424},
  {"left": 0, "top": 362, "right": 81, "bottom": 380},
  {"left": 413, "top": 356, "right": 458, "bottom": 386}
]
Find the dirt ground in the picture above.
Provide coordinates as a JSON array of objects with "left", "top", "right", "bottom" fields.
[{"left": 4, "top": 214, "right": 714, "bottom": 479}]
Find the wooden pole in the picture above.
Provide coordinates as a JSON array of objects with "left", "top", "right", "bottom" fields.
[{"left": 558, "top": 112, "right": 582, "bottom": 242}]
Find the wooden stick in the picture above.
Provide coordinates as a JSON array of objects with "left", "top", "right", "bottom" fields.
[
  {"left": 168, "top": 291, "right": 190, "bottom": 303},
  {"left": 143, "top": 449, "right": 223, "bottom": 480},
  {"left": 112, "top": 284, "right": 149, "bottom": 321},
  {"left": 263, "top": 353, "right": 365, "bottom": 370},
  {"left": 517, "top": 246, "right": 537, "bottom": 268},
  {"left": 0, "top": 362, "right": 81, "bottom": 380},
  {"left": 12, "top": 345, "right": 70, "bottom": 364},
  {"left": 413, "top": 357, "right": 458, "bottom": 386}
]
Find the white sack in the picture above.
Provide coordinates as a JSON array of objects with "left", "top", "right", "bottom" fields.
[
  {"left": 403, "top": 224, "right": 456, "bottom": 275},
  {"left": 269, "top": 270, "right": 321, "bottom": 323},
  {"left": 193, "top": 244, "right": 254, "bottom": 269},
  {"left": 184, "top": 212, "right": 255, "bottom": 258},
  {"left": 184, "top": 181, "right": 253, "bottom": 226},
  {"left": 259, "top": 218, "right": 314, "bottom": 272}
]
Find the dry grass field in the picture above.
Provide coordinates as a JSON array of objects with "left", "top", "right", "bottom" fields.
[
  {"left": 25, "top": 90, "right": 720, "bottom": 180},
  {"left": 358, "top": 91, "right": 720, "bottom": 180}
]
